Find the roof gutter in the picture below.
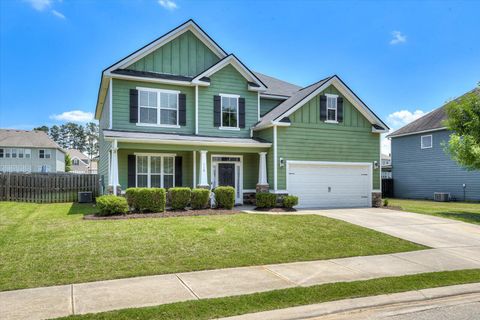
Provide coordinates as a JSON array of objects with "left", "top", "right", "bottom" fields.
[
  {"left": 387, "top": 127, "right": 447, "bottom": 139},
  {"left": 104, "top": 136, "right": 272, "bottom": 148}
]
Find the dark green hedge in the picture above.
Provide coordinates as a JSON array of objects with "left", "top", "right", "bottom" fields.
[
  {"left": 96, "top": 195, "right": 128, "bottom": 216},
  {"left": 125, "top": 188, "right": 166, "bottom": 213},
  {"left": 214, "top": 186, "right": 235, "bottom": 209},
  {"left": 191, "top": 188, "right": 210, "bottom": 209},
  {"left": 169, "top": 187, "right": 192, "bottom": 210},
  {"left": 256, "top": 193, "right": 277, "bottom": 208}
]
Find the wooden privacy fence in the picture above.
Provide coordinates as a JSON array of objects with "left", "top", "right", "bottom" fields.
[
  {"left": 0, "top": 173, "right": 99, "bottom": 203},
  {"left": 382, "top": 178, "right": 394, "bottom": 198}
]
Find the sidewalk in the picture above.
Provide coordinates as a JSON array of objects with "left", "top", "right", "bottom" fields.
[{"left": 2, "top": 208, "right": 480, "bottom": 320}]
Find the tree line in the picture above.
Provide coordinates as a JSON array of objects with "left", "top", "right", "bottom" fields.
[{"left": 34, "top": 122, "right": 99, "bottom": 159}]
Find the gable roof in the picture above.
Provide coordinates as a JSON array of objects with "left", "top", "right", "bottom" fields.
[
  {"left": 253, "top": 75, "right": 388, "bottom": 131},
  {"left": 67, "top": 149, "right": 89, "bottom": 161},
  {"left": 0, "top": 129, "right": 64, "bottom": 151},
  {"left": 387, "top": 87, "right": 480, "bottom": 138},
  {"left": 191, "top": 54, "right": 267, "bottom": 91},
  {"left": 254, "top": 72, "right": 301, "bottom": 98}
]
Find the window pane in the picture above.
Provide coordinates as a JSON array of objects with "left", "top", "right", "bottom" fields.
[
  {"left": 140, "top": 107, "right": 157, "bottom": 124},
  {"left": 151, "top": 175, "right": 161, "bottom": 188},
  {"left": 140, "top": 91, "right": 148, "bottom": 106},
  {"left": 18, "top": 149, "right": 24, "bottom": 158},
  {"left": 151, "top": 156, "right": 161, "bottom": 174},
  {"left": 168, "top": 93, "right": 177, "bottom": 109},
  {"left": 164, "top": 175, "right": 174, "bottom": 189},
  {"left": 327, "top": 109, "right": 336, "bottom": 121},
  {"left": 160, "top": 109, "right": 177, "bottom": 125},
  {"left": 39, "top": 150, "right": 44, "bottom": 158},
  {"left": 229, "top": 112, "right": 237, "bottom": 127},
  {"left": 149, "top": 92, "right": 157, "bottom": 107},
  {"left": 163, "top": 157, "right": 174, "bottom": 174},
  {"left": 160, "top": 92, "right": 168, "bottom": 107},
  {"left": 221, "top": 96, "right": 229, "bottom": 111},
  {"left": 12, "top": 149, "right": 17, "bottom": 158},
  {"left": 25, "top": 149, "right": 31, "bottom": 158},
  {"left": 0, "top": 149, "right": 3, "bottom": 158},
  {"left": 137, "top": 156, "right": 148, "bottom": 174},
  {"left": 137, "top": 175, "right": 148, "bottom": 187},
  {"left": 6, "top": 149, "right": 10, "bottom": 158}
]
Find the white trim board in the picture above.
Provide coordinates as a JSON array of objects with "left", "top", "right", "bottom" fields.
[{"left": 388, "top": 127, "right": 447, "bottom": 139}]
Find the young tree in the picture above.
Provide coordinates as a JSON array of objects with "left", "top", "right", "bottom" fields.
[
  {"left": 65, "top": 154, "right": 72, "bottom": 172},
  {"left": 444, "top": 87, "right": 480, "bottom": 170}
]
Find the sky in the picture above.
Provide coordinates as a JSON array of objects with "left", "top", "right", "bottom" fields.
[{"left": 1, "top": 0, "right": 479, "bottom": 153}]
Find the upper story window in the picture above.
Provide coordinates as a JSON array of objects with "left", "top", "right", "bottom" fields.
[
  {"left": 138, "top": 88, "right": 179, "bottom": 127},
  {"left": 220, "top": 94, "right": 239, "bottom": 129},
  {"left": 0, "top": 148, "right": 31, "bottom": 159},
  {"left": 421, "top": 135, "right": 432, "bottom": 149},
  {"left": 39, "top": 149, "right": 52, "bottom": 159},
  {"left": 72, "top": 159, "right": 80, "bottom": 166},
  {"left": 326, "top": 94, "right": 338, "bottom": 122}
]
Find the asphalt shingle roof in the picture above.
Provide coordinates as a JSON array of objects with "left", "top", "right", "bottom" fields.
[
  {"left": 254, "top": 72, "right": 302, "bottom": 98},
  {"left": 388, "top": 87, "right": 480, "bottom": 138},
  {"left": 0, "top": 129, "right": 63, "bottom": 150}
]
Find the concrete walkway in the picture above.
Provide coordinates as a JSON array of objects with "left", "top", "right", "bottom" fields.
[{"left": 2, "top": 208, "right": 480, "bottom": 320}]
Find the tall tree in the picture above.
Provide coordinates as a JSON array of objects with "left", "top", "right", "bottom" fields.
[
  {"left": 49, "top": 125, "right": 60, "bottom": 144},
  {"left": 444, "top": 87, "right": 480, "bottom": 170},
  {"left": 34, "top": 125, "right": 49, "bottom": 133},
  {"left": 85, "top": 122, "right": 99, "bottom": 159}
]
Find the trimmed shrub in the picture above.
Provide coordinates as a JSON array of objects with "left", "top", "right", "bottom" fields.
[
  {"left": 191, "top": 188, "right": 210, "bottom": 209},
  {"left": 214, "top": 186, "right": 235, "bottom": 209},
  {"left": 169, "top": 187, "right": 192, "bottom": 210},
  {"left": 256, "top": 193, "right": 277, "bottom": 208},
  {"left": 282, "top": 195, "right": 299, "bottom": 209},
  {"left": 96, "top": 195, "right": 128, "bottom": 216},
  {"left": 126, "top": 188, "right": 166, "bottom": 212},
  {"left": 383, "top": 198, "right": 389, "bottom": 207}
]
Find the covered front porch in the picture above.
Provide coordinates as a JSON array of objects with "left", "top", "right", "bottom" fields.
[{"left": 105, "top": 130, "right": 271, "bottom": 204}]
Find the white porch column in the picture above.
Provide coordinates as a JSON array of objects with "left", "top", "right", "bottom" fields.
[
  {"left": 258, "top": 152, "right": 268, "bottom": 185},
  {"left": 198, "top": 150, "right": 209, "bottom": 187},
  {"left": 192, "top": 150, "right": 197, "bottom": 188},
  {"left": 111, "top": 139, "right": 119, "bottom": 195}
]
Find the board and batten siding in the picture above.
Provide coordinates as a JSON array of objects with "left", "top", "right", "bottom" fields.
[
  {"left": 129, "top": 30, "right": 220, "bottom": 77},
  {"left": 275, "top": 85, "right": 380, "bottom": 190},
  {"left": 392, "top": 130, "right": 480, "bottom": 201},
  {"left": 197, "top": 65, "right": 258, "bottom": 137}
]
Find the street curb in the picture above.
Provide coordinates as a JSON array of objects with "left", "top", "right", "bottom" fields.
[{"left": 220, "top": 282, "right": 480, "bottom": 320}]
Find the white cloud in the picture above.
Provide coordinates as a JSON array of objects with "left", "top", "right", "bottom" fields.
[
  {"left": 390, "top": 31, "right": 407, "bottom": 45},
  {"left": 387, "top": 109, "right": 426, "bottom": 127},
  {"left": 158, "top": 0, "right": 178, "bottom": 10},
  {"left": 25, "top": 0, "right": 52, "bottom": 11},
  {"left": 50, "top": 110, "right": 94, "bottom": 123},
  {"left": 51, "top": 9, "right": 65, "bottom": 19},
  {"left": 382, "top": 135, "right": 391, "bottom": 155}
]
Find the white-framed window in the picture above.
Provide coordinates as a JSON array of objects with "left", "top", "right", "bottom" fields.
[
  {"left": 72, "top": 158, "right": 80, "bottom": 166},
  {"left": 220, "top": 94, "right": 239, "bottom": 129},
  {"left": 136, "top": 154, "right": 175, "bottom": 189},
  {"left": 39, "top": 149, "right": 51, "bottom": 159},
  {"left": 421, "top": 135, "right": 433, "bottom": 149},
  {"left": 17, "top": 149, "right": 24, "bottom": 158},
  {"left": 137, "top": 87, "right": 179, "bottom": 127},
  {"left": 25, "top": 149, "right": 31, "bottom": 158},
  {"left": 5, "top": 148, "right": 10, "bottom": 158},
  {"left": 325, "top": 94, "right": 338, "bottom": 122},
  {"left": 11, "top": 148, "right": 17, "bottom": 158},
  {"left": 0, "top": 148, "right": 3, "bottom": 158}
]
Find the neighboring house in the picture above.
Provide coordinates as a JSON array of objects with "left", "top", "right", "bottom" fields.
[
  {"left": 0, "top": 129, "right": 65, "bottom": 173},
  {"left": 67, "top": 149, "right": 98, "bottom": 174},
  {"left": 95, "top": 20, "right": 388, "bottom": 208},
  {"left": 387, "top": 88, "right": 480, "bottom": 201},
  {"left": 381, "top": 154, "right": 392, "bottom": 179}
]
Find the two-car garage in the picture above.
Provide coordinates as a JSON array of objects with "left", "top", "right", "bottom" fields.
[{"left": 286, "top": 161, "right": 372, "bottom": 208}]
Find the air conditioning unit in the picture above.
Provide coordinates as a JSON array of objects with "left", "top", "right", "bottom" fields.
[
  {"left": 78, "top": 192, "right": 93, "bottom": 203},
  {"left": 434, "top": 192, "right": 450, "bottom": 202}
]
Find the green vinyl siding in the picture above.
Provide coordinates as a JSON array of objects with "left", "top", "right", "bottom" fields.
[
  {"left": 111, "top": 79, "right": 195, "bottom": 134},
  {"left": 198, "top": 65, "right": 258, "bottom": 137},
  {"left": 129, "top": 31, "right": 220, "bottom": 77},
  {"left": 276, "top": 84, "right": 380, "bottom": 190},
  {"left": 260, "top": 98, "right": 282, "bottom": 116}
]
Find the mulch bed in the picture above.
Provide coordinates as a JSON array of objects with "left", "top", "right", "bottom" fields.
[
  {"left": 253, "top": 207, "right": 297, "bottom": 212},
  {"left": 84, "top": 208, "right": 242, "bottom": 220},
  {"left": 384, "top": 205, "right": 403, "bottom": 211}
]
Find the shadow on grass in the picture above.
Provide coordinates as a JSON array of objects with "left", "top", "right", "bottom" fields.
[
  {"left": 67, "top": 202, "right": 98, "bottom": 216},
  {"left": 436, "top": 211, "right": 480, "bottom": 224}
]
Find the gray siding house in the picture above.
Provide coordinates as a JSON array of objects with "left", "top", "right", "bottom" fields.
[
  {"left": 388, "top": 88, "right": 480, "bottom": 201},
  {"left": 0, "top": 129, "right": 66, "bottom": 173}
]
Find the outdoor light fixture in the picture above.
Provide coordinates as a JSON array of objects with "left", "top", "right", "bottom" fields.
[
  {"left": 279, "top": 157, "right": 285, "bottom": 167},
  {"left": 373, "top": 161, "right": 379, "bottom": 169}
]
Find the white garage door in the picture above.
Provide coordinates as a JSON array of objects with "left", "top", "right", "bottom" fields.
[{"left": 287, "top": 162, "right": 372, "bottom": 208}]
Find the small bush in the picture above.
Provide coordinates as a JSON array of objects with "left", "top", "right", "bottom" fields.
[
  {"left": 126, "top": 188, "right": 166, "bottom": 212},
  {"left": 256, "top": 193, "right": 277, "bottom": 208},
  {"left": 214, "top": 186, "right": 235, "bottom": 209},
  {"left": 96, "top": 195, "right": 128, "bottom": 216},
  {"left": 169, "top": 187, "right": 192, "bottom": 210},
  {"left": 283, "top": 195, "right": 299, "bottom": 209},
  {"left": 383, "top": 198, "right": 389, "bottom": 207},
  {"left": 191, "top": 188, "right": 210, "bottom": 209}
]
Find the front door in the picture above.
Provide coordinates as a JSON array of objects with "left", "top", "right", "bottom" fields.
[{"left": 218, "top": 163, "right": 235, "bottom": 187}]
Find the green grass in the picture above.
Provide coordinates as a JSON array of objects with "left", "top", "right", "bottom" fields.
[
  {"left": 388, "top": 198, "right": 480, "bottom": 225},
  {"left": 60, "top": 269, "right": 480, "bottom": 320},
  {"left": 0, "top": 202, "right": 425, "bottom": 291}
]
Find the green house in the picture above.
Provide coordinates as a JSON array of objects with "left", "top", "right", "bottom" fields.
[{"left": 95, "top": 20, "right": 388, "bottom": 208}]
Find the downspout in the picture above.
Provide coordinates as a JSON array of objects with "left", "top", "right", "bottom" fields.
[{"left": 273, "top": 125, "right": 277, "bottom": 192}]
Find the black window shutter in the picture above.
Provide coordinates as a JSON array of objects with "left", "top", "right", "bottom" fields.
[
  {"left": 319, "top": 95, "right": 327, "bottom": 121},
  {"left": 175, "top": 157, "right": 182, "bottom": 187},
  {"left": 239, "top": 97, "right": 245, "bottom": 128},
  {"left": 127, "top": 155, "right": 136, "bottom": 188},
  {"left": 337, "top": 97, "right": 344, "bottom": 122},
  {"left": 213, "top": 95, "right": 221, "bottom": 127},
  {"left": 179, "top": 93, "right": 186, "bottom": 126},
  {"left": 129, "top": 89, "right": 138, "bottom": 123}
]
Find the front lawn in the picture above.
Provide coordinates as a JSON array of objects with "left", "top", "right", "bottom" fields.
[
  {"left": 388, "top": 198, "right": 480, "bottom": 225},
  {"left": 61, "top": 269, "right": 480, "bottom": 320},
  {"left": 0, "top": 202, "right": 425, "bottom": 291}
]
